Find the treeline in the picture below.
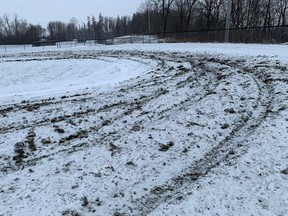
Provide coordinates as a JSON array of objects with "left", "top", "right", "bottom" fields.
[
  {"left": 0, "top": 14, "right": 45, "bottom": 44},
  {"left": 47, "top": 14, "right": 132, "bottom": 42},
  {"left": 134, "top": 0, "right": 288, "bottom": 33},
  {"left": 0, "top": 13, "right": 134, "bottom": 44},
  {"left": 62, "top": 0, "right": 288, "bottom": 41},
  {"left": 1, "top": 0, "right": 288, "bottom": 44}
]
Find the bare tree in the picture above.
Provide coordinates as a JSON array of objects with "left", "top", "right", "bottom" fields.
[
  {"left": 0, "top": 17, "right": 4, "bottom": 37},
  {"left": 275, "top": 0, "right": 288, "bottom": 26},
  {"left": 162, "top": 0, "right": 175, "bottom": 36},
  {"left": 174, "top": 0, "right": 198, "bottom": 32},
  {"left": 263, "top": 0, "right": 273, "bottom": 27},
  {"left": 3, "top": 14, "right": 12, "bottom": 37},
  {"left": 25, "top": 24, "right": 46, "bottom": 42},
  {"left": 11, "top": 15, "right": 29, "bottom": 42},
  {"left": 246, "top": 0, "right": 261, "bottom": 27},
  {"left": 175, "top": 0, "right": 186, "bottom": 30},
  {"left": 184, "top": 0, "right": 198, "bottom": 31},
  {"left": 198, "top": 0, "right": 225, "bottom": 29},
  {"left": 47, "top": 21, "right": 66, "bottom": 41},
  {"left": 66, "top": 18, "right": 78, "bottom": 40},
  {"left": 144, "top": 0, "right": 164, "bottom": 33},
  {"left": 231, "top": 0, "right": 249, "bottom": 28}
]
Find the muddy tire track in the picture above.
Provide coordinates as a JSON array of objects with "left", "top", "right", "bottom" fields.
[{"left": 135, "top": 56, "right": 283, "bottom": 215}]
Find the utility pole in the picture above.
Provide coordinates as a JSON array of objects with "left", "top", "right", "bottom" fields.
[
  {"left": 147, "top": 3, "right": 151, "bottom": 43},
  {"left": 224, "top": 0, "right": 232, "bottom": 43},
  {"left": 148, "top": 8, "right": 151, "bottom": 35}
]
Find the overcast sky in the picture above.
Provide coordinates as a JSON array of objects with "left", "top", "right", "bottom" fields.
[{"left": 0, "top": 0, "right": 144, "bottom": 27}]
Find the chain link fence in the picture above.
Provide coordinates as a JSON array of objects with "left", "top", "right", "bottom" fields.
[
  {"left": 1, "top": 26, "right": 288, "bottom": 52},
  {"left": 157, "top": 25, "right": 288, "bottom": 44}
]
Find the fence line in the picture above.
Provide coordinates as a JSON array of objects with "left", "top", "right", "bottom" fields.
[
  {"left": 48, "top": 25, "right": 288, "bottom": 45},
  {"left": 1, "top": 25, "right": 288, "bottom": 52},
  {"left": 152, "top": 25, "right": 288, "bottom": 44},
  {"left": 0, "top": 44, "right": 51, "bottom": 52}
]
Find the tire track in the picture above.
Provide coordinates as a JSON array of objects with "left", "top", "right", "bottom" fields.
[{"left": 135, "top": 56, "right": 274, "bottom": 215}]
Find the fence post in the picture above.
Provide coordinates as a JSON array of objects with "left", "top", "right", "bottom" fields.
[
  {"left": 269, "top": 29, "right": 272, "bottom": 44},
  {"left": 224, "top": 0, "right": 232, "bottom": 42}
]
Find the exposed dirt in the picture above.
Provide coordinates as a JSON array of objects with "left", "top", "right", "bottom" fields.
[{"left": 0, "top": 49, "right": 287, "bottom": 215}]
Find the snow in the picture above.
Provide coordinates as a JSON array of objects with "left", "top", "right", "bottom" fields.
[
  {"left": 0, "top": 55, "right": 157, "bottom": 104},
  {"left": 0, "top": 43, "right": 288, "bottom": 216}
]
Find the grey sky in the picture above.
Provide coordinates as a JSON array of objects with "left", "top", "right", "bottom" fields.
[{"left": 0, "top": 0, "right": 144, "bottom": 27}]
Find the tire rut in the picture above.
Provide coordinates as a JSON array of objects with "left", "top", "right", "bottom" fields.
[{"left": 135, "top": 57, "right": 274, "bottom": 215}]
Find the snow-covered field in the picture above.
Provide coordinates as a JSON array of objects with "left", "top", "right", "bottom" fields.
[{"left": 0, "top": 43, "right": 287, "bottom": 216}]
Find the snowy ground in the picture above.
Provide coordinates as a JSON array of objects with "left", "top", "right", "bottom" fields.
[{"left": 0, "top": 43, "right": 288, "bottom": 216}]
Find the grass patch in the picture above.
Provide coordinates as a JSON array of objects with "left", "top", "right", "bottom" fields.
[
  {"left": 281, "top": 168, "right": 288, "bottom": 175},
  {"left": 27, "top": 130, "right": 37, "bottom": 151},
  {"left": 221, "top": 123, "right": 230, "bottom": 129},
  {"left": 41, "top": 138, "right": 52, "bottom": 144},
  {"left": 109, "top": 143, "right": 121, "bottom": 156},
  {"left": 59, "top": 130, "right": 88, "bottom": 143},
  {"left": 224, "top": 108, "right": 236, "bottom": 114},
  {"left": 159, "top": 141, "right": 174, "bottom": 152},
  {"left": 53, "top": 125, "right": 65, "bottom": 134},
  {"left": 13, "top": 142, "right": 26, "bottom": 163}
]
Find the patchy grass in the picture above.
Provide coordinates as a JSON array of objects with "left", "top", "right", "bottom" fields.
[
  {"left": 59, "top": 130, "right": 88, "bottom": 144},
  {"left": 281, "top": 168, "right": 288, "bottom": 175},
  {"left": 27, "top": 130, "right": 37, "bottom": 151},
  {"left": 159, "top": 141, "right": 174, "bottom": 152}
]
